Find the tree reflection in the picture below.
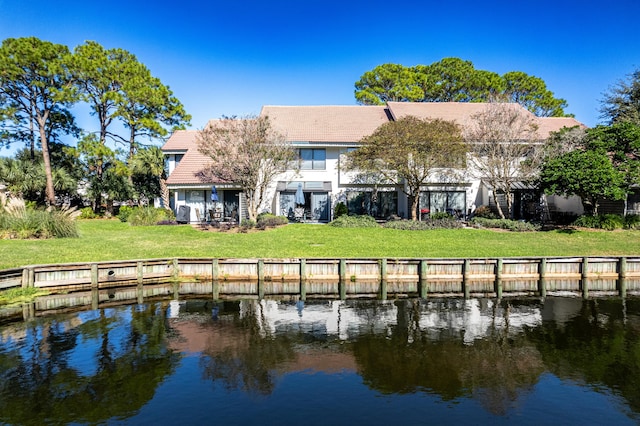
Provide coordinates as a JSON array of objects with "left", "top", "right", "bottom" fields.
[
  {"left": 526, "top": 298, "right": 640, "bottom": 414},
  {"left": 197, "top": 301, "right": 297, "bottom": 395},
  {"left": 351, "top": 299, "right": 544, "bottom": 414},
  {"left": 0, "top": 303, "right": 178, "bottom": 425}
]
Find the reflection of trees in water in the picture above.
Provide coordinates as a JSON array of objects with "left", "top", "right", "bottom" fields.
[
  {"left": 0, "top": 304, "right": 178, "bottom": 425},
  {"left": 526, "top": 298, "right": 640, "bottom": 415},
  {"left": 199, "top": 300, "right": 297, "bottom": 395},
  {"left": 351, "top": 299, "right": 544, "bottom": 415}
]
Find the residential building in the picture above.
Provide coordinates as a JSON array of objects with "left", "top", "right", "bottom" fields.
[{"left": 162, "top": 102, "right": 584, "bottom": 223}]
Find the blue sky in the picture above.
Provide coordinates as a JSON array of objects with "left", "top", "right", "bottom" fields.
[{"left": 1, "top": 0, "right": 639, "bottom": 153}]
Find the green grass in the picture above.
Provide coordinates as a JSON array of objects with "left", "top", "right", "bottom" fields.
[{"left": 1, "top": 219, "right": 640, "bottom": 269}]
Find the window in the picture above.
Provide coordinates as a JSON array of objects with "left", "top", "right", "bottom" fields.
[
  {"left": 419, "top": 191, "right": 466, "bottom": 219},
  {"left": 347, "top": 191, "right": 397, "bottom": 219},
  {"left": 299, "top": 148, "right": 326, "bottom": 170}
]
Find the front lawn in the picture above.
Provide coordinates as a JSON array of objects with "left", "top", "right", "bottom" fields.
[{"left": 1, "top": 219, "right": 639, "bottom": 269}]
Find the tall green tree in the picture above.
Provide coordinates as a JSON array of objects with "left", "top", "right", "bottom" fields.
[
  {"left": 347, "top": 116, "right": 467, "bottom": 220},
  {"left": 355, "top": 58, "right": 569, "bottom": 117},
  {"left": 539, "top": 133, "right": 627, "bottom": 216},
  {"left": 502, "top": 71, "right": 568, "bottom": 117},
  {"left": 0, "top": 37, "right": 79, "bottom": 204},
  {"left": 600, "top": 68, "right": 640, "bottom": 125},
  {"left": 72, "top": 40, "right": 190, "bottom": 209}
]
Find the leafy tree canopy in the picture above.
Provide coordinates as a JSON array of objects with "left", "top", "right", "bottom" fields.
[
  {"left": 347, "top": 116, "right": 467, "bottom": 220},
  {"left": 601, "top": 68, "right": 640, "bottom": 125},
  {"left": 355, "top": 58, "right": 569, "bottom": 117}
]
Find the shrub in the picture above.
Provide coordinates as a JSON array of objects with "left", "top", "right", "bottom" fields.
[
  {"left": 117, "top": 205, "right": 135, "bottom": 222},
  {"left": 384, "top": 217, "right": 463, "bottom": 230},
  {"left": 473, "top": 205, "right": 496, "bottom": 219},
  {"left": 79, "top": 207, "right": 98, "bottom": 219},
  {"left": 334, "top": 202, "right": 348, "bottom": 218},
  {"left": 471, "top": 217, "right": 539, "bottom": 232},
  {"left": 329, "top": 215, "right": 380, "bottom": 228},
  {"left": 573, "top": 214, "right": 625, "bottom": 230},
  {"left": 128, "top": 207, "right": 172, "bottom": 226},
  {"left": 240, "top": 219, "right": 256, "bottom": 229},
  {"left": 256, "top": 213, "right": 288, "bottom": 228},
  {"left": 430, "top": 211, "right": 453, "bottom": 220},
  {"left": 625, "top": 214, "right": 640, "bottom": 230},
  {"left": 0, "top": 198, "right": 79, "bottom": 239}
]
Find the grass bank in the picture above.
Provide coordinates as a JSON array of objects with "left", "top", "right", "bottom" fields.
[{"left": 1, "top": 219, "right": 640, "bottom": 270}]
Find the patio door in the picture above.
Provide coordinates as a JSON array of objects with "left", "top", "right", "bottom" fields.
[{"left": 279, "top": 191, "right": 329, "bottom": 222}]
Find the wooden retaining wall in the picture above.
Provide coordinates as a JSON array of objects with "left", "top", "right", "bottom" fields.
[{"left": 1, "top": 257, "right": 640, "bottom": 316}]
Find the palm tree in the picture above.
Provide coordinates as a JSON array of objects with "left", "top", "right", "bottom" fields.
[{"left": 130, "top": 146, "right": 170, "bottom": 210}]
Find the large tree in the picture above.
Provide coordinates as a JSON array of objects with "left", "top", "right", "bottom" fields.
[
  {"left": 196, "top": 116, "right": 297, "bottom": 221},
  {"left": 72, "top": 41, "right": 190, "bottom": 210},
  {"left": 347, "top": 116, "right": 467, "bottom": 220},
  {"left": 465, "top": 103, "right": 542, "bottom": 219},
  {"left": 539, "top": 149, "right": 626, "bottom": 215},
  {"left": 0, "top": 37, "right": 79, "bottom": 204},
  {"left": 600, "top": 68, "right": 640, "bottom": 125},
  {"left": 355, "top": 58, "right": 569, "bottom": 117}
]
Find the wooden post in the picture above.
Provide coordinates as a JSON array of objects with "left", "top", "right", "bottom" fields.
[
  {"left": 91, "top": 263, "right": 99, "bottom": 310},
  {"left": 212, "top": 259, "right": 220, "bottom": 301},
  {"left": 339, "top": 259, "right": 347, "bottom": 300},
  {"left": 257, "top": 259, "right": 264, "bottom": 299},
  {"left": 618, "top": 257, "right": 627, "bottom": 298},
  {"left": 495, "top": 259, "right": 503, "bottom": 299},
  {"left": 23, "top": 267, "right": 35, "bottom": 288},
  {"left": 582, "top": 257, "right": 589, "bottom": 299},
  {"left": 172, "top": 258, "right": 179, "bottom": 280},
  {"left": 379, "top": 259, "right": 388, "bottom": 301},
  {"left": 419, "top": 260, "right": 428, "bottom": 299},
  {"left": 137, "top": 261, "right": 144, "bottom": 304},
  {"left": 463, "top": 259, "right": 470, "bottom": 299},
  {"left": 538, "top": 258, "right": 547, "bottom": 298},
  {"left": 300, "top": 259, "right": 307, "bottom": 301}
]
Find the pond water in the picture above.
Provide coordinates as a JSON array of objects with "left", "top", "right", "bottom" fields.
[{"left": 1, "top": 297, "right": 640, "bottom": 425}]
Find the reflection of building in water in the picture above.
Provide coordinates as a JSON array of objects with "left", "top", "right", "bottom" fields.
[
  {"left": 238, "top": 299, "right": 542, "bottom": 344},
  {"left": 419, "top": 299, "right": 542, "bottom": 344}
]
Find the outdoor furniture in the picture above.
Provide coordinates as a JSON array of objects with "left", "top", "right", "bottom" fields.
[
  {"left": 294, "top": 206, "right": 305, "bottom": 222},
  {"left": 195, "top": 208, "right": 207, "bottom": 224}
]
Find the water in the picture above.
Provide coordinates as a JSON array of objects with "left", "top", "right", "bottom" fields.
[{"left": 1, "top": 297, "right": 639, "bottom": 425}]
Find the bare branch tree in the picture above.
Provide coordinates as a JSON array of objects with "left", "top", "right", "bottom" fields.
[
  {"left": 465, "top": 103, "right": 541, "bottom": 219},
  {"left": 196, "top": 116, "right": 297, "bottom": 220}
]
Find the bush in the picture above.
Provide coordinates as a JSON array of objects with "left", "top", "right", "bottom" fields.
[
  {"left": 473, "top": 205, "right": 496, "bottom": 219},
  {"left": 334, "top": 202, "right": 348, "bottom": 218},
  {"left": 240, "top": 219, "right": 256, "bottom": 229},
  {"left": 471, "top": 217, "right": 539, "bottom": 232},
  {"left": 117, "top": 205, "right": 135, "bottom": 222},
  {"left": 79, "top": 207, "right": 98, "bottom": 219},
  {"left": 625, "top": 214, "right": 640, "bottom": 230},
  {"left": 384, "top": 217, "right": 463, "bottom": 230},
  {"left": 0, "top": 198, "right": 79, "bottom": 239},
  {"left": 329, "top": 215, "right": 380, "bottom": 228},
  {"left": 573, "top": 214, "right": 625, "bottom": 230},
  {"left": 256, "top": 213, "right": 288, "bottom": 228},
  {"left": 128, "top": 207, "right": 172, "bottom": 226}
]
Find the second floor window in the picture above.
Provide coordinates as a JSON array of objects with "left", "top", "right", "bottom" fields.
[{"left": 299, "top": 148, "right": 326, "bottom": 170}]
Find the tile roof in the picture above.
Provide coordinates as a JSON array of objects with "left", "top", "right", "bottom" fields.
[
  {"left": 161, "top": 129, "right": 198, "bottom": 151},
  {"left": 163, "top": 103, "right": 587, "bottom": 186},
  {"left": 536, "top": 116, "right": 586, "bottom": 138},
  {"left": 261, "top": 105, "right": 390, "bottom": 143},
  {"left": 164, "top": 134, "right": 227, "bottom": 186},
  {"left": 387, "top": 101, "right": 586, "bottom": 139}
]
